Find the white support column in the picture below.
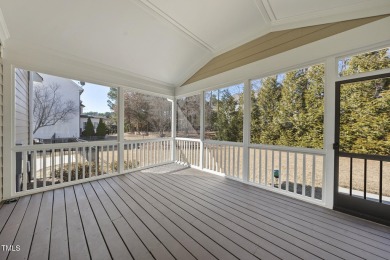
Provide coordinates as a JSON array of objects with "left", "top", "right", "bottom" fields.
[
  {"left": 118, "top": 87, "right": 125, "bottom": 174},
  {"left": 199, "top": 91, "right": 204, "bottom": 169},
  {"left": 28, "top": 71, "right": 34, "bottom": 145},
  {"left": 242, "top": 79, "right": 251, "bottom": 182},
  {"left": 3, "top": 61, "right": 14, "bottom": 199},
  {"left": 323, "top": 57, "right": 337, "bottom": 209},
  {"left": 170, "top": 98, "right": 176, "bottom": 162}
]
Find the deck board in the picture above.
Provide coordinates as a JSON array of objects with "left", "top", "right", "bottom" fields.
[
  {"left": 159, "top": 173, "right": 385, "bottom": 259},
  {"left": 0, "top": 196, "right": 30, "bottom": 260},
  {"left": 8, "top": 193, "right": 42, "bottom": 260},
  {"left": 29, "top": 191, "right": 53, "bottom": 260},
  {"left": 188, "top": 174, "right": 390, "bottom": 255},
  {"left": 82, "top": 182, "right": 133, "bottom": 260},
  {"left": 74, "top": 184, "right": 111, "bottom": 260},
  {"left": 0, "top": 164, "right": 389, "bottom": 260},
  {"left": 49, "top": 189, "right": 69, "bottom": 260},
  {"left": 64, "top": 186, "right": 90, "bottom": 260},
  {"left": 117, "top": 176, "right": 238, "bottom": 260}
]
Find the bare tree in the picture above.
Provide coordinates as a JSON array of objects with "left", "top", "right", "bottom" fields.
[{"left": 33, "top": 83, "right": 78, "bottom": 134}]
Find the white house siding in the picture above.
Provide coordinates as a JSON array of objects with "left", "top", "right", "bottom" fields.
[
  {"left": 33, "top": 74, "right": 81, "bottom": 139},
  {"left": 14, "top": 68, "right": 29, "bottom": 145},
  {"left": 0, "top": 58, "right": 3, "bottom": 201}
]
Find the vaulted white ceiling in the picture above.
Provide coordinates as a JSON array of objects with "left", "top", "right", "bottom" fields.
[{"left": 0, "top": 0, "right": 389, "bottom": 89}]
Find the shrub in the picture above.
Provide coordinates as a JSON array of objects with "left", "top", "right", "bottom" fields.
[
  {"left": 83, "top": 118, "right": 95, "bottom": 137},
  {"left": 96, "top": 119, "right": 107, "bottom": 137},
  {"left": 55, "top": 160, "right": 139, "bottom": 182}
]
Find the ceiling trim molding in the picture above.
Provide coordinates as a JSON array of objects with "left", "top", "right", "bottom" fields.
[
  {"left": 260, "top": 0, "right": 277, "bottom": 22},
  {"left": 268, "top": 1, "right": 390, "bottom": 31},
  {"left": 254, "top": 0, "right": 272, "bottom": 24},
  {"left": 0, "top": 8, "right": 10, "bottom": 44},
  {"left": 133, "top": 0, "right": 215, "bottom": 52}
]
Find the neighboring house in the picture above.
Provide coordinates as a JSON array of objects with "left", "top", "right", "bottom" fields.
[
  {"left": 15, "top": 70, "right": 83, "bottom": 144},
  {"left": 79, "top": 114, "right": 105, "bottom": 134}
]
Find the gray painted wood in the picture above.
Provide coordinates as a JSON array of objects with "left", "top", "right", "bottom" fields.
[
  {"left": 73, "top": 184, "right": 111, "bottom": 260},
  {"left": 29, "top": 191, "right": 53, "bottom": 260},
  {"left": 89, "top": 181, "right": 152, "bottom": 260},
  {"left": 188, "top": 174, "right": 390, "bottom": 255},
  {"left": 98, "top": 179, "right": 174, "bottom": 260},
  {"left": 118, "top": 174, "right": 237, "bottom": 260},
  {"left": 0, "top": 165, "right": 389, "bottom": 260},
  {"left": 105, "top": 177, "right": 194, "bottom": 260},
  {"left": 49, "top": 189, "right": 69, "bottom": 260},
  {"left": 0, "top": 196, "right": 30, "bottom": 260},
  {"left": 161, "top": 173, "right": 384, "bottom": 259},
  {"left": 131, "top": 173, "right": 266, "bottom": 260},
  {"left": 82, "top": 182, "right": 134, "bottom": 260},
  {"left": 0, "top": 201, "right": 16, "bottom": 232},
  {"left": 115, "top": 175, "right": 216, "bottom": 260},
  {"left": 196, "top": 173, "right": 390, "bottom": 239},
  {"left": 64, "top": 186, "right": 90, "bottom": 260},
  {"left": 8, "top": 193, "right": 42, "bottom": 260}
]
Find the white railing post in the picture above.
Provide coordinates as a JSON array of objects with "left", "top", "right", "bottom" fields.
[
  {"left": 170, "top": 97, "right": 176, "bottom": 162},
  {"left": 242, "top": 79, "right": 251, "bottom": 182},
  {"left": 200, "top": 91, "right": 204, "bottom": 169},
  {"left": 324, "top": 57, "right": 337, "bottom": 209},
  {"left": 118, "top": 87, "right": 125, "bottom": 174}
]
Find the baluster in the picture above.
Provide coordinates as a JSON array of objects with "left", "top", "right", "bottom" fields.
[
  {"left": 82, "top": 147, "right": 86, "bottom": 179},
  {"left": 252, "top": 149, "right": 256, "bottom": 183},
  {"left": 32, "top": 151, "right": 37, "bottom": 189},
  {"left": 75, "top": 148, "right": 79, "bottom": 181},
  {"left": 271, "top": 150, "right": 274, "bottom": 187},
  {"left": 286, "top": 152, "right": 289, "bottom": 191},
  {"left": 264, "top": 150, "right": 268, "bottom": 186},
  {"left": 294, "top": 153, "right": 297, "bottom": 194},
  {"left": 303, "top": 154, "right": 306, "bottom": 196},
  {"left": 259, "top": 149, "right": 262, "bottom": 184},
  {"left": 43, "top": 150, "right": 47, "bottom": 187},
  {"left": 60, "top": 149, "right": 64, "bottom": 183},
  {"left": 312, "top": 155, "right": 316, "bottom": 198},
  {"left": 279, "top": 151, "right": 282, "bottom": 189},
  {"left": 22, "top": 151, "right": 28, "bottom": 191}
]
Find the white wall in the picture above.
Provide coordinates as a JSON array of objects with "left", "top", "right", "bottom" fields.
[
  {"left": 14, "top": 68, "right": 29, "bottom": 145},
  {"left": 33, "top": 73, "right": 81, "bottom": 139},
  {"left": 0, "top": 58, "right": 3, "bottom": 202}
]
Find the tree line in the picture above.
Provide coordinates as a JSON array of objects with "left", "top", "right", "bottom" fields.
[{"left": 204, "top": 48, "right": 389, "bottom": 155}]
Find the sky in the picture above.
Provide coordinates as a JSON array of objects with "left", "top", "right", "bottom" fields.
[{"left": 78, "top": 82, "right": 112, "bottom": 113}]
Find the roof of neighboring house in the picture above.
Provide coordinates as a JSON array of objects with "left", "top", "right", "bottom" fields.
[{"left": 80, "top": 114, "right": 106, "bottom": 119}]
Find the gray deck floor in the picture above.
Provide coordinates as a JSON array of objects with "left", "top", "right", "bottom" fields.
[{"left": 0, "top": 164, "right": 390, "bottom": 260}]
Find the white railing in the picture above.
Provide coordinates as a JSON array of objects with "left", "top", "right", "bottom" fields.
[
  {"left": 204, "top": 140, "right": 244, "bottom": 180},
  {"left": 14, "top": 141, "right": 119, "bottom": 195},
  {"left": 123, "top": 138, "right": 172, "bottom": 171},
  {"left": 12, "top": 136, "right": 326, "bottom": 204},
  {"left": 175, "top": 138, "right": 201, "bottom": 167},
  {"left": 249, "top": 144, "right": 325, "bottom": 201}
]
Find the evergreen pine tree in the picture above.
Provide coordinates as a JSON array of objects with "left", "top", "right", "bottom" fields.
[
  {"left": 83, "top": 117, "right": 95, "bottom": 137},
  {"left": 96, "top": 118, "right": 107, "bottom": 137}
]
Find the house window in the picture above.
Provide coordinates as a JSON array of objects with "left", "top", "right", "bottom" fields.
[{"left": 251, "top": 63, "right": 325, "bottom": 149}]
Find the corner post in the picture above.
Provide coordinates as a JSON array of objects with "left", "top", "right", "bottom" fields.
[
  {"left": 324, "top": 57, "right": 337, "bottom": 209},
  {"left": 118, "top": 87, "right": 125, "bottom": 174},
  {"left": 242, "top": 79, "right": 251, "bottom": 182}
]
